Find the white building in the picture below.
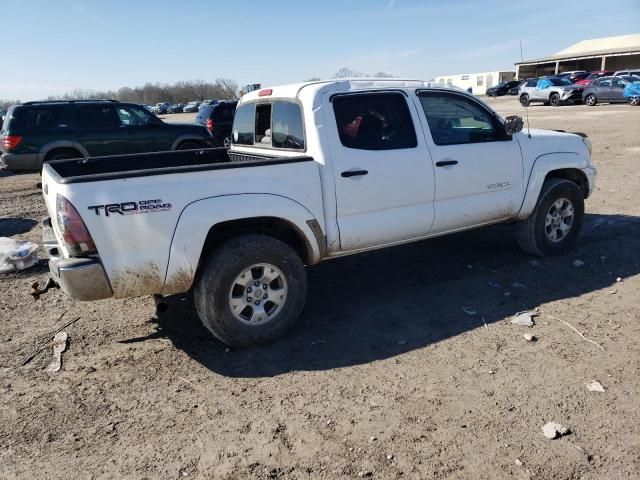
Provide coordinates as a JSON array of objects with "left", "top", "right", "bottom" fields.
[{"left": 434, "top": 71, "right": 516, "bottom": 95}]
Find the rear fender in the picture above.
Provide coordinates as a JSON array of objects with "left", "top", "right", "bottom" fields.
[
  {"left": 171, "top": 134, "right": 206, "bottom": 150},
  {"left": 38, "top": 140, "right": 89, "bottom": 163},
  {"left": 516, "top": 152, "right": 589, "bottom": 220},
  {"left": 163, "top": 194, "right": 323, "bottom": 295}
]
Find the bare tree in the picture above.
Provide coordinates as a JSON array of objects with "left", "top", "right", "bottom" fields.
[
  {"left": 333, "top": 67, "right": 362, "bottom": 78},
  {"left": 372, "top": 71, "right": 394, "bottom": 78},
  {"left": 3, "top": 78, "right": 242, "bottom": 107}
]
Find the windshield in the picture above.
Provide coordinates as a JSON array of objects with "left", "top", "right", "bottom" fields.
[{"left": 548, "top": 78, "right": 572, "bottom": 86}]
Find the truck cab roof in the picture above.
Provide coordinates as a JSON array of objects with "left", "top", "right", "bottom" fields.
[{"left": 239, "top": 79, "right": 465, "bottom": 104}]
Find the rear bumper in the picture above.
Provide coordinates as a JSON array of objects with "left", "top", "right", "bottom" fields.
[
  {"left": 43, "top": 217, "right": 113, "bottom": 301},
  {"left": 0, "top": 152, "right": 40, "bottom": 170}
]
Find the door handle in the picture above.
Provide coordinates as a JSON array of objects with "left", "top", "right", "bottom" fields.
[
  {"left": 436, "top": 160, "right": 458, "bottom": 167},
  {"left": 341, "top": 169, "right": 368, "bottom": 178}
]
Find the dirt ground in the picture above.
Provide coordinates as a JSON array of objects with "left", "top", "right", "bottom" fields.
[{"left": 1, "top": 97, "right": 639, "bottom": 480}]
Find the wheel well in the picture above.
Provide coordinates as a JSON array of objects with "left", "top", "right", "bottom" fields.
[
  {"left": 196, "top": 217, "right": 312, "bottom": 278},
  {"left": 43, "top": 147, "right": 83, "bottom": 162},
  {"left": 546, "top": 169, "right": 589, "bottom": 198},
  {"left": 177, "top": 139, "right": 205, "bottom": 149}
]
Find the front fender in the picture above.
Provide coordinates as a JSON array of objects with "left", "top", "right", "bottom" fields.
[
  {"left": 162, "top": 194, "right": 323, "bottom": 295},
  {"left": 516, "top": 152, "right": 590, "bottom": 220}
]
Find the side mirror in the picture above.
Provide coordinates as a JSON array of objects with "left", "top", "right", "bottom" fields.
[{"left": 504, "top": 115, "right": 524, "bottom": 135}]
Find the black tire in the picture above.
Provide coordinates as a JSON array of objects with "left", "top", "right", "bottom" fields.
[
  {"left": 41, "top": 149, "right": 82, "bottom": 175},
  {"left": 194, "top": 234, "right": 307, "bottom": 348},
  {"left": 549, "top": 93, "right": 561, "bottom": 107},
  {"left": 519, "top": 94, "right": 530, "bottom": 107},
  {"left": 177, "top": 140, "right": 204, "bottom": 150},
  {"left": 45, "top": 149, "right": 82, "bottom": 162},
  {"left": 516, "top": 178, "right": 584, "bottom": 257},
  {"left": 585, "top": 94, "right": 597, "bottom": 107}
]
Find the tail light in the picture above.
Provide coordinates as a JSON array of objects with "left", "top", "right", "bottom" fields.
[
  {"left": 56, "top": 194, "right": 97, "bottom": 256},
  {"left": 206, "top": 118, "right": 215, "bottom": 132},
  {"left": 2, "top": 135, "right": 22, "bottom": 150}
]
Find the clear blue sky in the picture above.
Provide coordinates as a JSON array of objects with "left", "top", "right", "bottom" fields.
[{"left": 3, "top": 0, "right": 639, "bottom": 100}]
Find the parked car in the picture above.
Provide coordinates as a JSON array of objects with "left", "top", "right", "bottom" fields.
[
  {"left": 153, "top": 102, "right": 172, "bottom": 115},
  {"left": 198, "top": 100, "right": 218, "bottom": 111},
  {"left": 518, "top": 77, "right": 584, "bottom": 106},
  {"left": 194, "top": 100, "right": 237, "bottom": 147},
  {"left": 182, "top": 101, "right": 201, "bottom": 113},
  {"left": 485, "top": 80, "right": 522, "bottom": 97},
  {"left": 40, "top": 79, "right": 596, "bottom": 347},
  {"left": 613, "top": 69, "right": 640, "bottom": 77},
  {"left": 168, "top": 103, "right": 185, "bottom": 113},
  {"left": 0, "top": 109, "right": 6, "bottom": 127},
  {"left": 575, "top": 71, "right": 614, "bottom": 86},
  {"left": 583, "top": 75, "right": 640, "bottom": 106},
  {"left": 0, "top": 100, "right": 213, "bottom": 171},
  {"left": 556, "top": 70, "right": 587, "bottom": 83},
  {"left": 508, "top": 81, "right": 525, "bottom": 95}
]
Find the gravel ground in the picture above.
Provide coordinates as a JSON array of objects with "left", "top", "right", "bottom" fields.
[{"left": 1, "top": 96, "right": 639, "bottom": 480}]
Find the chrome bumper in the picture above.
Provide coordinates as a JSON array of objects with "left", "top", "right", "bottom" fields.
[{"left": 43, "top": 217, "right": 113, "bottom": 301}]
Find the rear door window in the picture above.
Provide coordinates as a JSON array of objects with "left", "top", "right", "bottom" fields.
[
  {"left": 332, "top": 92, "right": 417, "bottom": 150},
  {"left": 74, "top": 105, "right": 120, "bottom": 129}
]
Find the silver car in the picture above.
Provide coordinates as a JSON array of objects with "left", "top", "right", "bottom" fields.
[
  {"left": 583, "top": 76, "right": 640, "bottom": 106},
  {"left": 518, "top": 77, "right": 584, "bottom": 107}
]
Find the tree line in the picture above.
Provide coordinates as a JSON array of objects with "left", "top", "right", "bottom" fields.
[
  {"left": 1, "top": 68, "right": 394, "bottom": 109},
  {"left": 0, "top": 78, "right": 240, "bottom": 108}
]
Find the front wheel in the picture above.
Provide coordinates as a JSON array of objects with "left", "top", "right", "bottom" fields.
[
  {"left": 519, "top": 94, "right": 530, "bottom": 107},
  {"left": 194, "top": 234, "right": 307, "bottom": 348},
  {"left": 516, "top": 178, "right": 584, "bottom": 257},
  {"left": 585, "top": 94, "right": 597, "bottom": 106},
  {"left": 549, "top": 93, "right": 561, "bottom": 107}
]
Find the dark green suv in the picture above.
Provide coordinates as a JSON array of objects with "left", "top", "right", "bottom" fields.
[{"left": 0, "top": 100, "right": 213, "bottom": 171}]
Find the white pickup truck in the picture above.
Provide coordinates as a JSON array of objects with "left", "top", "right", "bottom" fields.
[{"left": 41, "top": 79, "right": 597, "bottom": 347}]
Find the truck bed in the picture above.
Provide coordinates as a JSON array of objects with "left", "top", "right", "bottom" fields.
[{"left": 45, "top": 148, "right": 313, "bottom": 184}]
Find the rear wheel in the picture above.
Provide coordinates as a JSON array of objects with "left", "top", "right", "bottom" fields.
[
  {"left": 585, "top": 94, "right": 597, "bottom": 106},
  {"left": 519, "top": 94, "right": 530, "bottom": 107},
  {"left": 516, "top": 178, "right": 584, "bottom": 257},
  {"left": 549, "top": 93, "right": 561, "bottom": 107},
  {"left": 194, "top": 234, "right": 307, "bottom": 348},
  {"left": 177, "top": 140, "right": 204, "bottom": 150}
]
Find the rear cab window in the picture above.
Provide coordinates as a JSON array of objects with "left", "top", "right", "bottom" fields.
[{"left": 232, "top": 100, "right": 305, "bottom": 151}]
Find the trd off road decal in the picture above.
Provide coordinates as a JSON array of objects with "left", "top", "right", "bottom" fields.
[{"left": 88, "top": 199, "right": 172, "bottom": 217}]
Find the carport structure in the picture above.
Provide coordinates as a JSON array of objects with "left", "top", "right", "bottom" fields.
[{"left": 515, "top": 33, "right": 640, "bottom": 79}]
